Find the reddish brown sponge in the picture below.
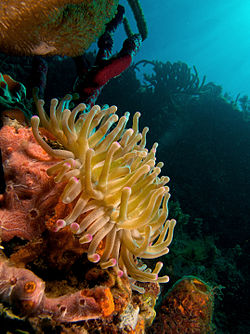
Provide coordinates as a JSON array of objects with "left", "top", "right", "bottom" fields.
[
  {"left": 0, "top": 124, "right": 64, "bottom": 241},
  {"left": 150, "top": 276, "right": 215, "bottom": 334},
  {"left": 0, "top": 259, "right": 113, "bottom": 321}
]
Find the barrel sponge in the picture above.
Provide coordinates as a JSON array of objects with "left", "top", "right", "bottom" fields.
[
  {"left": 31, "top": 95, "right": 176, "bottom": 287},
  {"left": 0, "top": 0, "right": 119, "bottom": 56}
]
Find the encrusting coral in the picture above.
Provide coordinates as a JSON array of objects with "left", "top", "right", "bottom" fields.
[
  {"left": 0, "top": 0, "right": 148, "bottom": 57},
  {"left": 150, "top": 276, "right": 215, "bottom": 333},
  {"left": 0, "top": 0, "right": 119, "bottom": 56},
  {"left": 0, "top": 122, "right": 65, "bottom": 242},
  {"left": 31, "top": 95, "right": 176, "bottom": 288},
  {"left": 0, "top": 259, "right": 115, "bottom": 322}
]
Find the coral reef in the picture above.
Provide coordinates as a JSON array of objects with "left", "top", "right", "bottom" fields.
[
  {"left": 0, "top": 48, "right": 249, "bottom": 332},
  {"left": 0, "top": 117, "right": 160, "bottom": 333},
  {"left": 0, "top": 0, "right": 119, "bottom": 56},
  {"left": 0, "top": 85, "right": 173, "bottom": 331}
]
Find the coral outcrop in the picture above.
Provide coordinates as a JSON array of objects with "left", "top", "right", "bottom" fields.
[
  {"left": 0, "top": 124, "right": 158, "bottom": 333},
  {"left": 0, "top": 0, "right": 119, "bottom": 56},
  {"left": 150, "top": 276, "right": 215, "bottom": 334},
  {"left": 0, "top": 259, "right": 115, "bottom": 322},
  {"left": 0, "top": 101, "right": 167, "bottom": 332}
]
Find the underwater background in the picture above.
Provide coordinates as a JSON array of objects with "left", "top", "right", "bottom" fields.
[
  {"left": 118, "top": 0, "right": 250, "bottom": 97},
  {"left": 0, "top": 1, "right": 249, "bottom": 333}
]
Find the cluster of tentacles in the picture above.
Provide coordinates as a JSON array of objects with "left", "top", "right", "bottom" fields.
[{"left": 31, "top": 95, "right": 176, "bottom": 290}]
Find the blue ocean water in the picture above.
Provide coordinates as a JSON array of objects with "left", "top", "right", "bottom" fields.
[{"left": 117, "top": 0, "right": 250, "bottom": 98}]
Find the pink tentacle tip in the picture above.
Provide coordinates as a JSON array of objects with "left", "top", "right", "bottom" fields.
[
  {"left": 54, "top": 219, "right": 66, "bottom": 231},
  {"left": 70, "top": 222, "right": 80, "bottom": 233},
  {"left": 64, "top": 162, "right": 71, "bottom": 168},
  {"left": 110, "top": 258, "right": 117, "bottom": 266},
  {"left": 79, "top": 233, "right": 93, "bottom": 243},
  {"left": 73, "top": 176, "right": 79, "bottom": 183},
  {"left": 124, "top": 186, "right": 131, "bottom": 192},
  {"left": 117, "top": 269, "right": 124, "bottom": 277},
  {"left": 88, "top": 253, "right": 100, "bottom": 263}
]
